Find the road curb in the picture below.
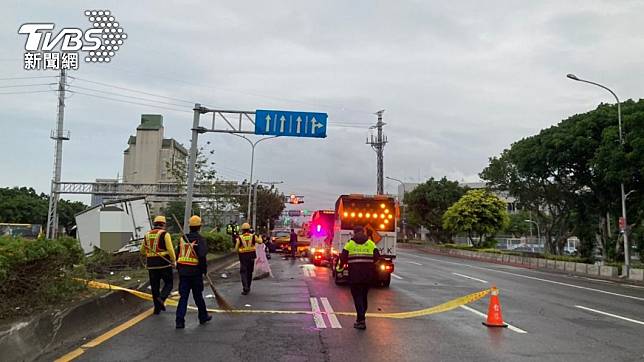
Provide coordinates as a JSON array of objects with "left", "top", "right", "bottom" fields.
[
  {"left": 1, "top": 252, "right": 236, "bottom": 362},
  {"left": 399, "top": 243, "right": 644, "bottom": 287}
]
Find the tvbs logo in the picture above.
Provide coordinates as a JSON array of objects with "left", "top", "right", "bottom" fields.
[{"left": 18, "top": 10, "right": 127, "bottom": 70}]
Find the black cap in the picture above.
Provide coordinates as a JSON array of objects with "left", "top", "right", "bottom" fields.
[{"left": 353, "top": 226, "right": 364, "bottom": 234}]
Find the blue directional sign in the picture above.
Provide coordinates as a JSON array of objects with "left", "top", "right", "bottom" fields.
[{"left": 255, "top": 109, "right": 328, "bottom": 138}]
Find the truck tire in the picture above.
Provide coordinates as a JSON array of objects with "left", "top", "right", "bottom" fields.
[{"left": 380, "top": 274, "right": 391, "bottom": 288}]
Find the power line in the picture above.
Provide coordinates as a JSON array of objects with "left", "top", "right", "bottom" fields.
[
  {"left": 68, "top": 90, "right": 192, "bottom": 114},
  {"left": 0, "top": 75, "right": 58, "bottom": 81},
  {"left": 0, "top": 83, "right": 56, "bottom": 89},
  {"left": 68, "top": 76, "right": 196, "bottom": 105},
  {"left": 67, "top": 84, "right": 190, "bottom": 108},
  {"left": 0, "top": 89, "right": 57, "bottom": 95},
  {"left": 101, "top": 65, "right": 376, "bottom": 115}
]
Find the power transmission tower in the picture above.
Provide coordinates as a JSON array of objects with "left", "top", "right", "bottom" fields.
[
  {"left": 46, "top": 69, "right": 69, "bottom": 239},
  {"left": 366, "top": 110, "right": 387, "bottom": 195}
]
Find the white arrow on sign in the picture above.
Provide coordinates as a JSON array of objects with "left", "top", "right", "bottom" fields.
[
  {"left": 310, "top": 117, "right": 324, "bottom": 134},
  {"left": 296, "top": 116, "right": 303, "bottom": 134},
  {"left": 280, "top": 115, "right": 286, "bottom": 133},
  {"left": 264, "top": 115, "right": 272, "bottom": 133}
]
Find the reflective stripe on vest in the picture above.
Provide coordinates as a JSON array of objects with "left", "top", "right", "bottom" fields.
[
  {"left": 344, "top": 239, "right": 376, "bottom": 263},
  {"left": 238, "top": 233, "right": 256, "bottom": 253},
  {"left": 177, "top": 238, "right": 198, "bottom": 265},
  {"left": 143, "top": 229, "right": 169, "bottom": 258}
]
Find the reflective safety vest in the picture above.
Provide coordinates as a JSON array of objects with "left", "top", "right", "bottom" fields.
[
  {"left": 143, "top": 229, "right": 169, "bottom": 258},
  {"left": 227, "top": 224, "right": 240, "bottom": 235},
  {"left": 238, "top": 233, "right": 257, "bottom": 253},
  {"left": 177, "top": 237, "right": 199, "bottom": 266},
  {"left": 344, "top": 239, "right": 377, "bottom": 264}
]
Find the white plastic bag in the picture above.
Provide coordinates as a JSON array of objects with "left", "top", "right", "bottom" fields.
[{"left": 254, "top": 243, "right": 273, "bottom": 279}]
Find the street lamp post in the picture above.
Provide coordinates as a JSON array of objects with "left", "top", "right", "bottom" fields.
[
  {"left": 567, "top": 74, "right": 630, "bottom": 276},
  {"left": 253, "top": 180, "right": 284, "bottom": 230},
  {"left": 386, "top": 176, "right": 406, "bottom": 241},
  {"left": 232, "top": 134, "right": 278, "bottom": 224},
  {"left": 524, "top": 219, "right": 541, "bottom": 247}
]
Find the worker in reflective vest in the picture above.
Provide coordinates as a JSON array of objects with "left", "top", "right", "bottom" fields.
[
  {"left": 141, "top": 215, "right": 176, "bottom": 315},
  {"left": 175, "top": 215, "right": 211, "bottom": 329},
  {"left": 226, "top": 220, "right": 240, "bottom": 242},
  {"left": 235, "top": 222, "right": 262, "bottom": 295},
  {"left": 340, "top": 226, "right": 380, "bottom": 330}
]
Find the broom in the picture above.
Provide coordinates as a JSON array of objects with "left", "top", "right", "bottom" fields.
[{"left": 172, "top": 214, "right": 234, "bottom": 311}]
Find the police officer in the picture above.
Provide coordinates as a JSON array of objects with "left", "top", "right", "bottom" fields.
[
  {"left": 339, "top": 227, "right": 380, "bottom": 330},
  {"left": 175, "top": 215, "right": 211, "bottom": 329},
  {"left": 235, "top": 223, "right": 262, "bottom": 295},
  {"left": 141, "top": 215, "right": 176, "bottom": 315}
]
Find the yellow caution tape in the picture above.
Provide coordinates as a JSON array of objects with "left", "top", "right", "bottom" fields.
[{"left": 82, "top": 279, "right": 491, "bottom": 319}]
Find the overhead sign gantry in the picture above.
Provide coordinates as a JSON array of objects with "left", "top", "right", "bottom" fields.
[{"left": 183, "top": 104, "right": 327, "bottom": 230}]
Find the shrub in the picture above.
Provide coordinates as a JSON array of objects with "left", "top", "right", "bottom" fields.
[
  {"left": 202, "top": 230, "right": 233, "bottom": 253},
  {"left": 0, "top": 236, "right": 86, "bottom": 318}
]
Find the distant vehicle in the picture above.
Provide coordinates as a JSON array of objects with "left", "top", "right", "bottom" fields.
[
  {"left": 331, "top": 194, "right": 397, "bottom": 287},
  {"left": 271, "top": 229, "right": 291, "bottom": 251},
  {"left": 308, "top": 210, "right": 335, "bottom": 266}
]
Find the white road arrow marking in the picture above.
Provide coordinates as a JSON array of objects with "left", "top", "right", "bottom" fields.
[{"left": 280, "top": 115, "right": 286, "bottom": 133}]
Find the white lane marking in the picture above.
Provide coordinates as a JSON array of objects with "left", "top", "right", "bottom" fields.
[
  {"left": 391, "top": 273, "right": 403, "bottom": 280},
  {"left": 406, "top": 261, "right": 423, "bottom": 266},
  {"left": 624, "top": 284, "right": 644, "bottom": 290},
  {"left": 302, "top": 264, "right": 316, "bottom": 278},
  {"left": 575, "top": 305, "right": 644, "bottom": 326},
  {"left": 320, "top": 297, "right": 342, "bottom": 329},
  {"left": 460, "top": 305, "right": 528, "bottom": 334},
  {"left": 400, "top": 252, "right": 644, "bottom": 302},
  {"left": 452, "top": 272, "right": 488, "bottom": 284},
  {"left": 309, "top": 297, "right": 327, "bottom": 328},
  {"left": 229, "top": 261, "right": 240, "bottom": 268}
]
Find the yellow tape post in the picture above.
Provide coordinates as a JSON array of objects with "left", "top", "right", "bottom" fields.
[{"left": 82, "top": 279, "right": 492, "bottom": 319}]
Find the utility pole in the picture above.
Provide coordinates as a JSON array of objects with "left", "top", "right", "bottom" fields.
[
  {"left": 252, "top": 181, "right": 259, "bottom": 229},
  {"left": 366, "top": 110, "right": 387, "bottom": 195},
  {"left": 46, "top": 69, "right": 69, "bottom": 239}
]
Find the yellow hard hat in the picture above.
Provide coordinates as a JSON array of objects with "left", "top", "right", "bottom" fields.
[
  {"left": 153, "top": 215, "right": 166, "bottom": 224},
  {"left": 189, "top": 215, "right": 202, "bottom": 227},
  {"left": 241, "top": 222, "right": 251, "bottom": 230}
]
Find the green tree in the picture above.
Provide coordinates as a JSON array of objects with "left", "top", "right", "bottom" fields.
[
  {"left": 58, "top": 199, "right": 88, "bottom": 231},
  {"left": 235, "top": 185, "right": 285, "bottom": 231},
  {"left": 404, "top": 177, "right": 467, "bottom": 242},
  {"left": 443, "top": 190, "right": 510, "bottom": 247},
  {"left": 481, "top": 100, "right": 644, "bottom": 258},
  {"left": 0, "top": 187, "right": 87, "bottom": 231},
  {"left": 161, "top": 201, "right": 201, "bottom": 233},
  {"left": 503, "top": 210, "right": 532, "bottom": 238},
  {"left": 0, "top": 187, "right": 48, "bottom": 224}
]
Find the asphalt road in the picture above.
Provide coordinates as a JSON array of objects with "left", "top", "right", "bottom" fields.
[{"left": 67, "top": 249, "right": 644, "bottom": 362}]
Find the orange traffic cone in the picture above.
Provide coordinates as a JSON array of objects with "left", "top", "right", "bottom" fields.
[{"left": 483, "top": 286, "right": 508, "bottom": 328}]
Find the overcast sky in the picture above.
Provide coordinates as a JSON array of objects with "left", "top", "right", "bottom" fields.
[{"left": 2, "top": 0, "right": 644, "bottom": 211}]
